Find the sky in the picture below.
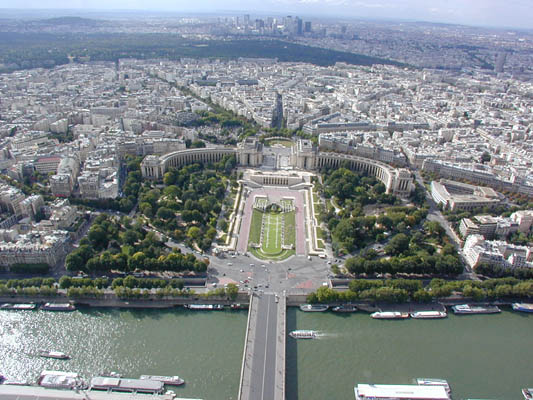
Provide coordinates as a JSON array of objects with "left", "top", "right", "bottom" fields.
[{"left": 0, "top": 0, "right": 532, "bottom": 30}]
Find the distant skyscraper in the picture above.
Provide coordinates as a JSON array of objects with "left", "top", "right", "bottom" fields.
[
  {"left": 283, "top": 15, "right": 293, "bottom": 32},
  {"left": 304, "top": 21, "right": 312, "bottom": 33},
  {"left": 295, "top": 17, "right": 303, "bottom": 35},
  {"left": 244, "top": 14, "right": 250, "bottom": 27},
  {"left": 341, "top": 25, "right": 347, "bottom": 35},
  {"left": 495, "top": 52, "right": 507, "bottom": 73}
]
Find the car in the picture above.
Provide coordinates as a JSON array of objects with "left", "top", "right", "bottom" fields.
[
  {"left": 227, "top": 262, "right": 233, "bottom": 266},
  {"left": 240, "top": 269, "right": 244, "bottom": 272},
  {"left": 265, "top": 284, "right": 269, "bottom": 288},
  {"left": 250, "top": 263, "right": 255, "bottom": 267}
]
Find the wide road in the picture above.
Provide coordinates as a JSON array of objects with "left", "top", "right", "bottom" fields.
[{"left": 249, "top": 294, "right": 278, "bottom": 400}]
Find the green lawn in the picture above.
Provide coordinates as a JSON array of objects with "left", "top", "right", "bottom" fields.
[
  {"left": 284, "top": 210, "right": 296, "bottom": 245},
  {"left": 249, "top": 209, "right": 263, "bottom": 245},
  {"left": 247, "top": 204, "right": 296, "bottom": 261}
]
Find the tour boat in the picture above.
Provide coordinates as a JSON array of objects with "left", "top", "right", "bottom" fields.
[
  {"left": 451, "top": 304, "right": 501, "bottom": 314},
  {"left": 39, "top": 351, "right": 70, "bottom": 360},
  {"left": 522, "top": 388, "right": 533, "bottom": 400},
  {"left": 371, "top": 311, "right": 410, "bottom": 319},
  {"left": 0, "top": 303, "right": 36, "bottom": 310},
  {"left": 230, "top": 303, "right": 249, "bottom": 310},
  {"left": 140, "top": 375, "right": 185, "bottom": 386},
  {"left": 332, "top": 305, "right": 358, "bottom": 313},
  {"left": 101, "top": 371, "right": 122, "bottom": 378},
  {"left": 299, "top": 304, "right": 328, "bottom": 312},
  {"left": 186, "top": 304, "right": 224, "bottom": 310},
  {"left": 41, "top": 303, "right": 76, "bottom": 311},
  {"left": 416, "top": 378, "right": 451, "bottom": 394},
  {"left": 289, "top": 330, "right": 318, "bottom": 339},
  {"left": 410, "top": 311, "right": 447, "bottom": 319},
  {"left": 512, "top": 303, "right": 533, "bottom": 313}
]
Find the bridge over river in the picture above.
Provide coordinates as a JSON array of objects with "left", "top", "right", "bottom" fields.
[{"left": 238, "top": 293, "right": 286, "bottom": 400}]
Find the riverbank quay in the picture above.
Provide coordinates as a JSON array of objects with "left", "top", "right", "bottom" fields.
[
  {"left": 0, "top": 385, "right": 203, "bottom": 400},
  {"left": 286, "top": 293, "right": 531, "bottom": 311},
  {"left": 0, "top": 292, "right": 250, "bottom": 309}
]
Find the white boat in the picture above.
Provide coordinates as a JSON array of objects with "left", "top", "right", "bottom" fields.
[
  {"left": 38, "top": 371, "right": 80, "bottom": 390},
  {"left": 355, "top": 383, "right": 450, "bottom": 400},
  {"left": 140, "top": 375, "right": 185, "bottom": 386},
  {"left": 289, "top": 330, "right": 318, "bottom": 339},
  {"left": 451, "top": 304, "right": 500, "bottom": 314},
  {"left": 410, "top": 311, "right": 447, "bottom": 319},
  {"left": 522, "top": 388, "right": 533, "bottom": 400},
  {"left": 512, "top": 303, "right": 533, "bottom": 313},
  {"left": 416, "top": 378, "right": 451, "bottom": 393},
  {"left": 41, "top": 303, "right": 76, "bottom": 311},
  {"left": 0, "top": 303, "right": 36, "bottom": 310},
  {"left": 371, "top": 311, "right": 410, "bottom": 319},
  {"left": 332, "top": 305, "right": 358, "bottom": 313},
  {"left": 39, "top": 351, "right": 70, "bottom": 360},
  {"left": 186, "top": 304, "right": 224, "bottom": 310},
  {"left": 299, "top": 304, "right": 328, "bottom": 312},
  {"left": 101, "top": 371, "right": 122, "bottom": 378}
]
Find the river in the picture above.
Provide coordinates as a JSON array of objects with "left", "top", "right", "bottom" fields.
[
  {"left": 286, "top": 307, "right": 533, "bottom": 400},
  {"left": 1, "top": 306, "right": 531, "bottom": 400},
  {"left": 0, "top": 307, "right": 247, "bottom": 400}
]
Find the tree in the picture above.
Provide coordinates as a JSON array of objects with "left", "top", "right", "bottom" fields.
[
  {"left": 384, "top": 233, "right": 410, "bottom": 256},
  {"left": 128, "top": 252, "right": 146, "bottom": 271},
  {"left": 187, "top": 226, "right": 202, "bottom": 242},
  {"left": 463, "top": 285, "right": 485, "bottom": 301},
  {"left": 65, "top": 252, "right": 84, "bottom": 272},
  {"left": 123, "top": 275, "right": 139, "bottom": 289},
  {"left": 412, "top": 289, "right": 433, "bottom": 303},
  {"left": 480, "top": 151, "right": 491, "bottom": 163},
  {"left": 424, "top": 221, "right": 445, "bottom": 238},
  {"left": 225, "top": 283, "right": 239, "bottom": 300},
  {"left": 121, "top": 229, "right": 140, "bottom": 246},
  {"left": 156, "top": 207, "right": 175, "bottom": 220},
  {"left": 88, "top": 225, "right": 108, "bottom": 249},
  {"left": 139, "top": 202, "right": 153, "bottom": 218},
  {"left": 59, "top": 276, "right": 73, "bottom": 289}
]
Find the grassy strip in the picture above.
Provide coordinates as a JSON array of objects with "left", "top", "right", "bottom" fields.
[{"left": 248, "top": 209, "right": 263, "bottom": 244}]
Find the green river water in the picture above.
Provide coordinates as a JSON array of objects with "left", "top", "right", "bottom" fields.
[
  {"left": 287, "top": 307, "right": 533, "bottom": 400},
  {"left": 0, "top": 307, "right": 247, "bottom": 400},
  {"left": 0, "top": 306, "right": 531, "bottom": 400}
]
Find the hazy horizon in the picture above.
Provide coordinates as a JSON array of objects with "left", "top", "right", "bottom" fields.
[{"left": 0, "top": 1, "right": 532, "bottom": 30}]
